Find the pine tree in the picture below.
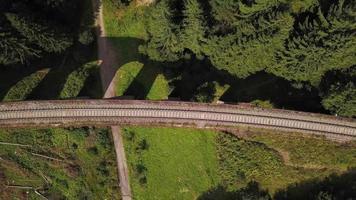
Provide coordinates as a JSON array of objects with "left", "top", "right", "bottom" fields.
[
  {"left": 5, "top": 13, "right": 72, "bottom": 53},
  {"left": 322, "top": 82, "right": 356, "bottom": 117},
  {"left": 270, "top": 0, "right": 356, "bottom": 85},
  {"left": 319, "top": 66, "right": 356, "bottom": 117},
  {"left": 0, "top": 32, "right": 40, "bottom": 65},
  {"left": 139, "top": 0, "right": 183, "bottom": 62},
  {"left": 180, "top": 0, "right": 207, "bottom": 57},
  {"left": 203, "top": 5, "right": 293, "bottom": 78}
]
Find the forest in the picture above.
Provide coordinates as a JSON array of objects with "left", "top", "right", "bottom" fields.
[
  {"left": 0, "top": 0, "right": 355, "bottom": 117},
  {"left": 0, "top": 0, "right": 83, "bottom": 65},
  {"left": 138, "top": 0, "right": 355, "bottom": 117}
]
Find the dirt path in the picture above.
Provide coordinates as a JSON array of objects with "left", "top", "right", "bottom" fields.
[
  {"left": 111, "top": 126, "right": 132, "bottom": 200},
  {"left": 93, "top": 0, "right": 118, "bottom": 98},
  {"left": 92, "top": 0, "right": 132, "bottom": 199},
  {"left": 275, "top": 148, "right": 327, "bottom": 170}
]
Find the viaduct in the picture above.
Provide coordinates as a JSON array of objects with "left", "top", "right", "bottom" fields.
[{"left": 0, "top": 99, "right": 355, "bottom": 141}]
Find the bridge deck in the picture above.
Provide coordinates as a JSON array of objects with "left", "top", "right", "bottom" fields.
[{"left": 0, "top": 100, "right": 355, "bottom": 141}]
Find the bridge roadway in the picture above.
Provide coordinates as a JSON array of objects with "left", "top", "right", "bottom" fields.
[{"left": 0, "top": 100, "right": 355, "bottom": 141}]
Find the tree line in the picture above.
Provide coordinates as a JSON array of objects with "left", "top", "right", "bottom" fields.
[{"left": 139, "top": 0, "right": 355, "bottom": 117}]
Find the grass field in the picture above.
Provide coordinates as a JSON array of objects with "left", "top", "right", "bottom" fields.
[
  {"left": 122, "top": 127, "right": 356, "bottom": 200},
  {"left": 122, "top": 127, "right": 220, "bottom": 200},
  {"left": 0, "top": 127, "right": 120, "bottom": 199},
  {"left": 102, "top": 0, "right": 169, "bottom": 100},
  {"left": 3, "top": 69, "right": 49, "bottom": 101}
]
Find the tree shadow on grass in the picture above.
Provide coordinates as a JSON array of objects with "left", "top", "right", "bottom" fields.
[
  {"left": 274, "top": 168, "right": 356, "bottom": 200},
  {"left": 199, "top": 169, "right": 356, "bottom": 200},
  {"left": 221, "top": 72, "right": 325, "bottom": 113},
  {"left": 123, "top": 60, "right": 167, "bottom": 99},
  {"left": 97, "top": 36, "right": 147, "bottom": 96},
  {"left": 28, "top": 44, "right": 97, "bottom": 100},
  {"left": 198, "top": 181, "right": 271, "bottom": 200},
  {"left": 102, "top": 36, "right": 173, "bottom": 99},
  {"left": 0, "top": 66, "right": 36, "bottom": 100},
  {"left": 168, "top": 57, "right": 323, "bottom": 113}
]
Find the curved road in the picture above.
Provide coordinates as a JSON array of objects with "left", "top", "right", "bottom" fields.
[{"left": 0, "top": 100, "right": 355, "bottom": 141}]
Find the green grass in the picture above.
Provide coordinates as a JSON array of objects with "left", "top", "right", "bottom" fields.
[
  {"left": 0, "top": 127, "right": 120, "bottom": 199},
  {"left": 121, "top": 127, "right": 356, "bottom": 199},
  {"left": 102, "top": 0, "right": 169, "bottom": 100},
  {"left": 59, "top": 61, "right": 101, "bottom": 99},
  {"left": 3, "top": 69, "right": 49, "bottom": 101},
  {"left": 122, "top": 127, "right": 220, "bottom": 200},
  {"left": 247, "top": 130, "right": 356, "bottom": 170}
]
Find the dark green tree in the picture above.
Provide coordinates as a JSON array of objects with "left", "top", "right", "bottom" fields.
[
  {"left": 319, "top": 66, "right": 356, "bottom": 117},
  {"left": 0, "top": 32, "right": 39, "bottom": 65},
  {"left": 5, "top": 13, "right": 72, "bottom": 53},
  {"left": 180, "top": 0, "right": 207, "bottom": 57},
  {"left": 0, "top": 0, "right": 79, "bottom": 66},
  {"left": 270, "top": 0, "right": 356, "bottom": 85},
  {"left": 203, "top": 6, "right": 293, "bottom": 78},
  {"left": 139, "top": 0, "right": 183, "bottom": 62},
  {"left": 192, "top": 81, "right": 229, "bottom": 103}
]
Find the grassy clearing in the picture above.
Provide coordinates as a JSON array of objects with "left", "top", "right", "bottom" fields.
[
  {"left": 122, "top": 127, "right": 220, "bottom": 200},
  {"left": 3, "top": 69, "right": 49, "bottom": 101},
  {"left": 122, "top": 127, "right": 356, "bottom": 199},
  {"left": 114, "top": 62, "right": 169, "bottom": 100},
  {"left": 246, "top": 130, "right": 356, "bottom": 170},
  {"left": 102, "top": 0, "right": 169, "bottom": 100},
  {"left": 0, "top": 127, "right": 120, "bottom": 199},
  {"left": 59, "top": 61, "right": 101, "bottom": 99}
]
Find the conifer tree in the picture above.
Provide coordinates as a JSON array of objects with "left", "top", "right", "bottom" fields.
[
  {"left": 180, "top": 0, "right": 207, "bottom": 57},
  {"left": 139, "top": 0, "right": 183, "bottom": 62},
  {"left": 203, "top": 6, "right": 293, "bottom": 78},
  {"left": 270, "top": 0, "right": 356, "bottom": 84},
  {"left": 0, "top": 32, "right": 39, "bottom": 65},
  {"left": 5, "top": 13, "right": 72, "bottom": 53},
  {"left": 319, "top": 66, "right": 356, "bottom": 117}
]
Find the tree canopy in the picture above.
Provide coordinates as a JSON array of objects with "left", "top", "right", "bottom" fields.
[
  {"left": 141, "top": 0, "right": 355, "bottom": 82},
  {"left": 140, "top": 0, "right": 355, "bottom": 116},
  {"left": 0, "top": 0, "right": 80, "bottom": 65}
]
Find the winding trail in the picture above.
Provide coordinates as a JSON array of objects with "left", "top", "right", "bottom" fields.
[{"left": 93, "top": 0, "right": 132, "bottom": 199}]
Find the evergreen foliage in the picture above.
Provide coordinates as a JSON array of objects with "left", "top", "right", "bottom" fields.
[
  {"left": 203, "top": 6, "right": 294, "bottom": 77},
  {"left": 180, "top": 0, "right": 207, "bottom": 58},
  {"left": 0, "top": 0, "right": 81, "bottom": 65},
  {"left": 140, "top": 0, "right": 355, "bottom": 115},
  {"left": 270, "top": 0, "right": 356, "bottom": 84},
  {"left": 193, "top": 81, "right": 229, "bottom": 103},
  {"left": 5, "top": 13, "right": 72, "bottom": 53},
  {"left": 139, "top": 1, "right": 183, "bottom": 62},
  {"left": 0, "top": 32, "right": 39, "bottom": 65},
  {"left": 319, "top": 66, "right": 356, "bottom": 117}
]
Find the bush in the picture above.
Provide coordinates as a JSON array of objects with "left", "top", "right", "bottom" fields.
[
  {"left": 250, "top": 100, "right": 274, "bottom": 109},
  {"left": 87, "top": 146, "right": 99, "bottom": 155},
  {"left": 78, "top": 30, "right": 94, "bottom": 45}
]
